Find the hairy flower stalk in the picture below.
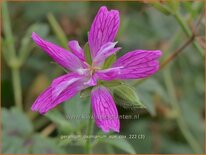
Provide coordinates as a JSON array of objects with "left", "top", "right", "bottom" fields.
[{"left": 31, "top": 6, "right": 162, "bottom": 133}]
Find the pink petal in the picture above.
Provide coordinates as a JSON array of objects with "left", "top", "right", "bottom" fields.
[
  {"left": 31, "top": 72, "right": 87, "bottom": 114},
  {"left": 93, "top": 42, "right": 121, "bottom": 67},
  {"left": 32, "top": 32, "right": 84, "bottom": 72},
  {"left": 112, "top": 50, "right": 162, "bottom": 79},
  {"left": 84, "top": 75, "right": 97, "bottom": 86},
  {"left": 68, "top": 40, "right": 85, "bottom": 62},
  {"left": 95, "top": 66, "right": 123, "bottom": 81},
  {"left": 88, "top": 6, "right": 120, "bottom": 59},
  {"left": 91, "top": 86, "right": 120, "bottom": 133}
]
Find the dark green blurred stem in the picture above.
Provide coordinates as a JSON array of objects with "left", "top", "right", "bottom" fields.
[
  {"left": 163, "top": 68, "right": 203, "bottom": 153},
  {"left": 12, "top": 68, "right": 23, "bottom": 111},
  {"left": 41, "top": 123, "right": 56, "bottom": 137},
  {"left": 3, "top": 1, "right": 23, "bottom": 111},
  {"left": 2, "top": 2, "right": 16, "bottom": 58},
  {"left": 174, "top": 13, "right": 203, "bottom": 55},
  {"left": 47, "top": 13, "right": 68, "bottom": 49},
  {"left": 34, "top": 117, "right": 50, "bottom": 130},
  {"left": 85, "top": 107, "right": 94, "bottom": 154}
]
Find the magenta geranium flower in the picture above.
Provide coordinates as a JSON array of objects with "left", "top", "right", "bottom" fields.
[{"left": 31, "top": 6, "right": 161, "bottom": 133}]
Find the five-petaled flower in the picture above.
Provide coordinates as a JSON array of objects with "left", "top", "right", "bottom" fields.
[{"left": 31, "top": 6, "right": 162, "bottom": 133}]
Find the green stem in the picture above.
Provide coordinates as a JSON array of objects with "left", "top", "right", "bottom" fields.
[
  {"left": 85, "top": 107, "right": 94, "bottom": 154},
  {"left": 174, "top": 13, "right": 191, "bottom": 35},
  {"left": 174, "top": 13, "right": 203, "bottom": 55},
  {"left": 3, "top": 1, "right": 23, "bottom": 111},
  {"left": 47, "top": 13, "right": 68, "bottom": 49},
  {"left": 2, "top": 1, "right": 16, "bottom": 59},
  {"left": 41, "top": 123, "right": 56, "bottom": 137},
  {"left": 163, "top": 68, "right": 203, "bottom": 153},
  {"left": 12, "top": 68, "right": 23, "bottom": 111}
]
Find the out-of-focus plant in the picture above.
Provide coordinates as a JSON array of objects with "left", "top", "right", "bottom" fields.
[
  {"left": 160, "top": 26, "right": 203, "bottom": 154},
  {"left": 163, "top": 67, "right": 202, "bottom": 153},
  {"left": 2, "top": 2, "right": 66, "bottom": 153},
  {"left": 2, "top": 2, "right": 49, "bottom": 111},
  {"left": 2, "top": 107, "right": 65, "bottom": 154},
  {"left": 151, "top": 0, "right": 204, "bottom": 55},
  {"left": 131, "top": 1, "right": 204, "bottom": 153}
]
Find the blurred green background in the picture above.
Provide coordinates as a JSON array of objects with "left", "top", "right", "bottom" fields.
[{"left": 1, "top": 0, "right": 205, "bottom": 154}]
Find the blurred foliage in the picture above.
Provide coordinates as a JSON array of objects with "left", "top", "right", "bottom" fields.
[
  {"left": 2, "top": 108, "right": 65, "bottom": 154},
  {"left": 1, "top": 0, "right": 205, "bottom": 154}
]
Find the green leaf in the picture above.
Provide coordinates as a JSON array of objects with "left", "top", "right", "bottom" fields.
[
  {"left": 2, "top": 108, "right": 33, "bottom": 136},
  {"left": 2, "top": 134, "right": 30, "bottom": 154},
  {"left": 31, "top": 134, "right": 65, "bottom": 154},
  {"left": 2, "top": 108, "right": 31, "bottom": 154},
  {"left": 112, "top": 84, "right": 145, "bottom": 109},
  {"left": 136, "top": 78, "right": 169, "bottom": 116},
  {"left": 99, "top": 138, "right": 136, "bottom": 154},
  {"left": 137, "top": 78, "right": 168, "bottom": 102},
  {"left": 103, "top": 54, "right": 117, "bottom": 69},
  {"left": 84, "top": 42, "right": 92, "bottom": 65},
  {"left": 180, "top": 97, "right": 204, "bottom": 146},
  {"left": 46, "top": 109, "right": 73, "bottom": 133},
  {"left": 2, "top": 108, "right": 65, "bottom": 154},
  {"left": 137, "top": 91, "right": 156, "bottom": 116},
  {"left": 161, "top": 138, "right": 193, "bottom": 153},
  {"left": 80, "top": 87, "right": 92, "bottom": 98},
  {"left": 63, "top": 93, "right": 90, "bottom": 129},
  {"left": 47, "top": 13, "right": 68, "bottom": 49},
  {"left": 127, "top": 119, "right": 153, "bottom": 153}
]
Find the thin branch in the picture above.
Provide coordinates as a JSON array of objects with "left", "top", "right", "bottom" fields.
[
  {"left": 194, "top": 6, "right": 204, "bottom": 30},
  {"left": 174, "top": 10, "right": 204, "bottom": 55},
  {"left": 160, "top": 9, "right": 204, "bottom": 70},
  {"left": 196, "top": 36, "right": 205, "bottom": 49},
  {"left": 41, "top": 123, "right": 56, "bottom": 137},
  {"left": 160, "top": 34, "right": 195, "bottom": 70}
]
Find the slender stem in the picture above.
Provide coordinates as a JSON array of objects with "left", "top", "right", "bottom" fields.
[
  {"left": 3, "top": 1, "right": 24, "bottom": 111},
  {"left": 47, "top": 13, "right": 68, "bottom": 49},
  {"left": 163, "top": 68, "right": 203, "bottom": 153},
  {"left": 174, "top": 13, "right": 191, "bottom": 35},
  {"left": 2, "top": 1, "right": 16, "bottom": 58},
  {"left": 85, "top": 107, "right": 94, "bottom": 154},
  {"left": 159, "top": 34, "right": 195, "bottom": 70},
  {"left": 41, "top": 123, "right": 56, "bottom": 137},
  {"left": 34, "top": 117, "right": 50, "bottom": 131},
  {"left": 151, "top": 2, "right": 172, "bottom": 15},
  {"left": 11, "top": 68, "right": 23, "bottom": 111},
  {"left": 174, "top": 13, "right": 204, "bottom": 55}
]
